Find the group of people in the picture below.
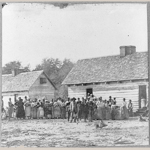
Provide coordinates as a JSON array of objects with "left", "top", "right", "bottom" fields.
[
  {"left": 1, "top": 94, "right": 134, "bottom": 122},
  {"left": 65, "top": 94, "right": 133, "bottom": 123}
]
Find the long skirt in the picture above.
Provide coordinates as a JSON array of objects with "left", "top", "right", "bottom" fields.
[
  {"left": 114, "top": 108, "right": 121, "bottom": 120},
  {"left": 8, "top": 107, "right": 13, "bottom": 118},
  {"left": 32, "top": 107, "right": 37, "bottom": 119},
  {"left": 37, "top": 107, "right": 44, "bottom": 118},
  {"left": 39, "top": 107, "right": 44, "bottom": 118},
  {"left": 121, "top": 106, "right": 129, "bottom": 120},
  {"left": 128, "top": 108, "right": 133, "bottom": 117},
  {"left": 96, "top": 107, "right": 103, "bottom": 120},
  {"left": 105, "top": 107, "right": 111, "bottom": 120},
  {"left": 25, "top": 106, "right": 31, "bottom": 117},
  {"left": 12, "top": 109, "right": 17, "bottom": 118},
  {"left": 111, "top": 106, "right": 116, "bottom": 120},
  {"left": 61, "top": 106, "right": 66, "bottom": 119},
  {"left": 102, "top": 107, "right": 106, "bottom": 120},
  {"left": 17, "top": 107, "right": 25, "bottom": 119},
  {"left": 53, "top": 106, "right": 61, "bottom": 118}
]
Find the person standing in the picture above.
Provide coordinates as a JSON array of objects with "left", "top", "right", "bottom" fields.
[
  {"left": 8, "top": 98, "right": 14, "bottom": 120},
  {"left": 83, "top": 99, "right": 89, "bottom": 122},
  {"left": 128, "top": 100, "right": 133, "bottom": 117},
  {"left": 76, "top": 98, "right": 82, "bottom": 122},
  {"left": 14, "top": 99, "right": 19, "bottom": 119},
  {"left": 92, "top": 98, "right": 97, "bottom": 120},
  {"left": 31, "top": 98, "right": 37, "bottom": 119},
  {"left": 17, "top": 97, "right": 25, "bottom": 119},
  {"left": 61, "top": 99, "right": 66, "bottom": 119},
  {"left": 37, "top": 100, "right": 44, "bottom": 119},
  {"left": 25, "top": 98, "right": 31, "bottom": 119},
  {"left": 1, "top": 96, "right": 4, "bottom": 113},
  {"left": 39, "top": 100, "right": 44, "bottom": 119},
  {"left": 96, "top": 97, "right": 104, "bottom": 120},
  {"left": 65, "top": 98, "right": 71, "bottom": 122},
  {"left": 108, "top": 96, "right": 113, "bottom": 107},
  {"left": 70, "top": 98, "right": 77, "bottom": 123},
  {"left": 111, "top": 101, "right": 117, "bottom": 120},
  {"left": 80, "top": 97, "right": 85, "bottom": 120},
  {"left": 105, "top": 101, "right": 111, "bottom": 120},
  {"left": 121, "top": 98, "right": 129, "bottom": 120},
  {"left": 88, "top": 97, "right": 94, "bottom": 122},
  {"left": 53, "top": 99, "right": 61, "bottom": 119}
]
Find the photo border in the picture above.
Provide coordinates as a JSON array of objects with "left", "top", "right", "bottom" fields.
[{"left": 0, "top": 1, "right": 150, "bottom": 150}]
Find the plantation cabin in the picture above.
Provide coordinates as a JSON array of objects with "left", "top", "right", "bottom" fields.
[
  {"left": 62, "top": 46, "right": 148, "bottom": 112},
  {"left": 2, "top": 70, "right": 56, "bottom": 109}
]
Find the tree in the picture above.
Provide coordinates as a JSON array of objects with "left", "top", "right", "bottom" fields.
[
  {"left": 33, "top": 58, "right": 74, "bottom": 99},
  {"left": 58, "top": 59, "right": 74, "bottom": 81},
  {"left": 2, "top": 61, "right": 30, "bottom": 74}
]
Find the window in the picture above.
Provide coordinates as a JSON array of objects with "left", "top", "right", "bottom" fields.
[{"left": 40, "top": 78, "right": 47, "bottom": 84}]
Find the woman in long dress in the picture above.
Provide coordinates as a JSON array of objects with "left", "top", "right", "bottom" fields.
[
  {"left": 8, "top": 98, "right": 14, "bottom": 120},
  {"left": 121, "top": 98, "right": 129, "bottom": 120},
  {"left": 53, "top": 100, "right": 61, "bottom": 119},
  {"left": 61, "top": 100, "right": 66, "bottom": 119},
  {"left": 31, "top": 99, "right": 37, "bottom": 119},
  {"left": 96, "top": 97, "right": 104, "bottom": 120},
  {"left": 37, "top": 101, "right": 41, "bottom": 119},
  {"left": 39, "top": 100, "right": 44, "bottom": 119},
  {"left": 105, "top": 101, "right": 111, "bottom": 120},
  {"left": 25, "top": 99, "right": 31, "bottom": 119},
  {"left": 17, "top": 98, "right": 25, "bottom": 119},
  {"left": 14, "top": 99, "right": 18, "bottom": 119},
  {"left": 95, "top": 97, "right": 107, "bottom": 128}
]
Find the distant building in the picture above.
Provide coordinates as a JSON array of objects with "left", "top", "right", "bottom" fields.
[
  {"left": 62, "top": 46, "right": 148, "bottom": 112},
  {"left": 2, "top": 70, "right": 56, "bottom": 108}
]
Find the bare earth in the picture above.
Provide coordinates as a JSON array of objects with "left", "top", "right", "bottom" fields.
[{"left": 1, "top": 117, "right": 149, "bottom": 147}]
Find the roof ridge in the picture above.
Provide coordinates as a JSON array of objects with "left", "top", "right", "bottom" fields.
[
  {"left": 77, "top": 51, "right": 147, "bottom": 62},
  {"left": 19, "top": 70, "right": 43, "bottom": 75},
  {"left": 62, "top": 51, "right": 148, "bottom": 85}
]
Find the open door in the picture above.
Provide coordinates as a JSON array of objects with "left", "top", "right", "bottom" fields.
[
  {"left": 139, "top": 85, "right": 147, "bottom": 108},
  {"left": 86, "top": 88, "right": 93, "bottom": 98}
]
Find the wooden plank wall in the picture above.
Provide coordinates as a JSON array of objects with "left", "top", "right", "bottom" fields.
[
  {"left": 68, "top": 81, "right": 148, "bottom": 112},
  {"left": 2, "top": 91, "right": 29, "bottom": 108},
  {"left": 29, "top": 73, "right": 55, "bottom": 101}
]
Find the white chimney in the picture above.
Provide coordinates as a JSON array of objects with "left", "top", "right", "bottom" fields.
[{"left": 120, "top": 46, "right": 136, "bottom": 57}]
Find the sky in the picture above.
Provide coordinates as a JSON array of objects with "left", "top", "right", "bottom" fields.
[{"left": 2, "top": 3, "right": 147, "bottom": 70}]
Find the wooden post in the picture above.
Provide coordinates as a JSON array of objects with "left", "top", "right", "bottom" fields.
[
  {"left": 147, "top": 2, "right": 150, "bottom": 146},
  {"left": 0, "top": 3, "right": 2, "bottom": 147}
]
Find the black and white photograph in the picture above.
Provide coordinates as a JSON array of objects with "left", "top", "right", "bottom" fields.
[{"left": 1, "top": 2, "right": 149, "bottom": 147}]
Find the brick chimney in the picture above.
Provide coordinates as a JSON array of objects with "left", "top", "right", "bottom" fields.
[{"left": 120, "top": 45, "right": 136, "bottom": 57}]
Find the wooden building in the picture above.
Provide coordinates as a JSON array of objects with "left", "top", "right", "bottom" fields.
[
  {"left": 62, "top": 46, "right": 148, "bottom": 112},
  {"left": 2, "top": 70, "right": 56, "bottom": 108}
]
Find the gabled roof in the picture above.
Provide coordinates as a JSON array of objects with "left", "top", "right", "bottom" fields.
[
  {"left": 62, "top": 52, "right": 148, "bottom": 85},
  {"left": 2, "top": 70, "right": 55, "bottom": 93}
]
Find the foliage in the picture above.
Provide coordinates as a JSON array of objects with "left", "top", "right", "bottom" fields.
[
  {"left": 2, "top": 58, "right": 74, "bottom": 99},
  {"left": 2, "top": 61, "right": 30, "bottom": 74},
  {"left": 34, "top": 58, "right": 74, "bottom": 87},
  {"left": 34, "top": 58, "right": 74, "bottom": 99}
]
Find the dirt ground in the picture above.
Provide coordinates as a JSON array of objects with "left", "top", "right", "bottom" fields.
[{"left": 1, "top": 117, "right": 149, "bottom": 147}]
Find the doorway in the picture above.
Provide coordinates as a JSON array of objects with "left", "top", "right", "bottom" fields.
[
  {"left": 86, "top": 88, "right": 93, "bottom": 98},
  {"left": 139, "top": 85, "right": 147, "bottom": 108}
]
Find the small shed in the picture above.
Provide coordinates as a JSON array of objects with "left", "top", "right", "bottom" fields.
[
  {"left": 2, "top": 70, "right": 56, "bottom": 108},
  {"left": 62, "top": 46, "right": 148, "bottom": 112}
]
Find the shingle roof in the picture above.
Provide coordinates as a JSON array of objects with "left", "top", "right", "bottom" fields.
[
  {"left": 2, "top": 70, "right": 44, "bottom": 93},
  {"left": 62, "top": 52, "right": 148, "bottom": 85}
]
